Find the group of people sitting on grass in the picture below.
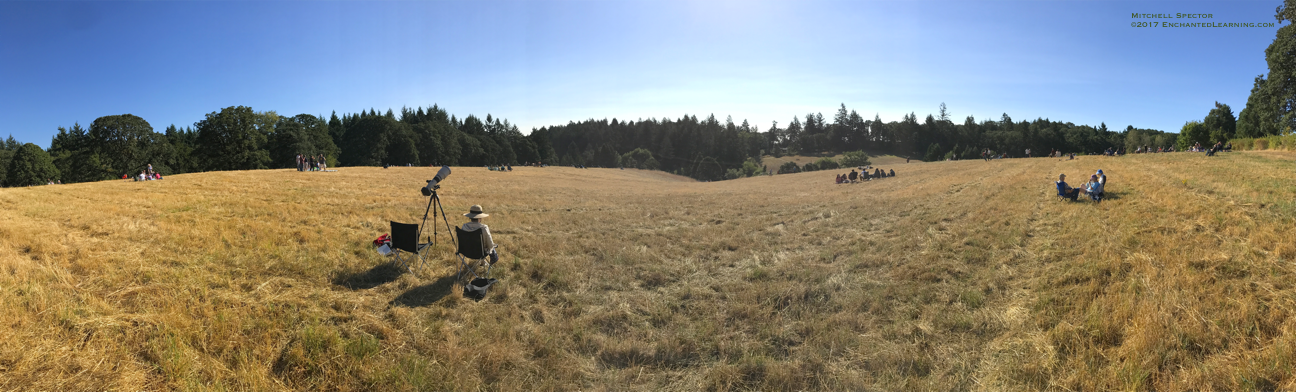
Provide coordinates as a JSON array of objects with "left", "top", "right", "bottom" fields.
[
  {"left": 1198, "top": 141, "right": 1231, "bottom": 156},
  {"left": 1056, "top": 169, "right": 1106, "bottom": 202},
  {"left": 835, "top": 166, "right": 895, "bottom": 184},
  {"left": 488, "top": 164, "right": 513, "bottom": 171},
  {"left": 125, "top": 164, "right": 163, "bottom": 181},
  {"left": 1135, "top": 145, "right": 1176, "bottom": 153}
]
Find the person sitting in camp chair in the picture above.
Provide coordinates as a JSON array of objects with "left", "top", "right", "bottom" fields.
[
  {"left": 1056, "top": 174, "right": 1080, "bottom": 201},
  {"left": 461, "top": 205, "right": 499, "bottom": 264},
  {"left": 1083, "top": 174, "right": 1104, "bottom": 202}
]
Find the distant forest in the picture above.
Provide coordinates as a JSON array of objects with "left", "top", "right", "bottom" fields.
[{"left": 0, "top": 100, "right": 1262, "bottom": 186}]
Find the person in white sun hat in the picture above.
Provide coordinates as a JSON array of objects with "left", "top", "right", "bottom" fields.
[{"left": 462, "top": 205, "right": 499, "bottom": 264}]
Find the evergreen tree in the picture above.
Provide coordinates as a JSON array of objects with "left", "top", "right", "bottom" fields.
[
  {"left": 0, "top": 135, "right": 17, "bottom": 185},
  {"left": 6, "top": 143, "right": 60, "bottom": 186},
  {"left": 1203, "top": 102, "right": 1238, "bottom": 143}
]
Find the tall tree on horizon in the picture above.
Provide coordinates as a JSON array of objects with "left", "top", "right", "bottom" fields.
[
  {"left": 5, "top": 143, "right": 60, "bottom": 186},
  {"left": 195, "top": 106, "right": 272, "bottom": 171},
  {"left": 1238, "top": 0, "right": 1296, "bottom": 136}
]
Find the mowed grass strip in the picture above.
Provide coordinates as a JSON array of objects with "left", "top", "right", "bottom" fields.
[{"left": 0, "top": 151, "right": 1293, "bottom": 391}]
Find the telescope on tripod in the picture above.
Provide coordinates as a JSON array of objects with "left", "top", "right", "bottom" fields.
[
  {"left": 417, "top": 166, "right": 457, "bottom": 255},
  {"left": 388, "top": 165, "right": 456, "bottom": 273}
]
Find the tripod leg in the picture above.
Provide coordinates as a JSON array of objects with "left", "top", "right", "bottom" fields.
[{"left": 434, "top": 195, "right": 457, "bottom": 249}]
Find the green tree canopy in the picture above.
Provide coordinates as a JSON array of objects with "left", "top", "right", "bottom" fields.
[
  {"left": 6, "top": 143, "right": 60, "bottom": 187},
  {"left": 1237, "top": 1, "right": 1296, "bottom": 136},
  {"left": 1203, "top": 102, "right": 1237, "bottom": 143},
  {"left": 86, "top": 114, "right": 159, "bottom": 179},
  {"left": 196, "top": 106, "right": 272, "bottom": 171},
  {"left": 1177, "top": 121, "right": 1211, "bottom": 150},
  {"left": 268, "top": 114, "right": 339, "bottom": 168}
]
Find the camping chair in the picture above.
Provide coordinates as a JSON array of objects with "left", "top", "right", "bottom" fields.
[
  {"left": 455, "top": 227, "right": 495, "bottom": 282},
  {"left": 390, "top": 221, "right": 432, "bottom": 273}
]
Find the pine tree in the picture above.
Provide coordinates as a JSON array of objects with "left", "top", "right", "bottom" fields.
[{"left": 6, "top": 143, "right": 60, "bottom": 186}]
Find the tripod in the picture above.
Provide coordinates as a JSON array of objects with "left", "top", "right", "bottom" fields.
[{"left": 414, "top": 189, "right": 458, "bottom": 273}]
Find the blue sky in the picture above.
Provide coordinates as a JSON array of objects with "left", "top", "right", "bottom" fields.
[{"left": 0, "top": 0, "right": 1282, "bottom": 148}]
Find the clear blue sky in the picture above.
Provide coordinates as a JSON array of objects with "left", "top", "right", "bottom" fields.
[{"left": 0, "top": 0, "right": 1282, "bottom": 148}]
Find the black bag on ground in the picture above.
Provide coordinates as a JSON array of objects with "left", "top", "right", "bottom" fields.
[{"left": 463, "top": 278, "right": 497, "bottom": 300}]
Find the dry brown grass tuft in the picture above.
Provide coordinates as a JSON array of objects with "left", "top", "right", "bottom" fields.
[{"left": 1, "top": 151, "right": 1294, "bottom": 391}]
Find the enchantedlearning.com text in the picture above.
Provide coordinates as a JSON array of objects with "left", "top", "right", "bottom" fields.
[{"left": 1131, "top": 13, "right": 1275, "bottom": 28}]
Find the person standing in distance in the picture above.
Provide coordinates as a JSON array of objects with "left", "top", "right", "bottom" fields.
[{"left": 462, "top": 205, "right": 499, "bottom": 264}]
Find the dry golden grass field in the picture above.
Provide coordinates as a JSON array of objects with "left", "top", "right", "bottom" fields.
[{"left": 2, "top": 150, "right": 1295, "bottom": 391}]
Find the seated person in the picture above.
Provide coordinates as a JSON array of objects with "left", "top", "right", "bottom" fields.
[
  {"left": 462, "top": 205, "right": 499, "bottom": 264},
  {"left": 889, "top": 169, "right": 895, "bottom": 177},
  {"left": 1084, "top": 174, "right": 1104, "bottom": 201},
  {"left": 848, "top": 170, "right": 858, "bottom": 183},
  {"left": 1056, "top": 174, "right": 1080, "bottom": 201}
]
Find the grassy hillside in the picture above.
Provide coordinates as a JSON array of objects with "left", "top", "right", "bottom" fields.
[{"left": 2, "top": 151, "right": 1294, "bottom": 391}]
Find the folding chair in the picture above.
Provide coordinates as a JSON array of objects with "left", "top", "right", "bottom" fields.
[
  {"left": 390, "top": 221, "right": 432, "bottom": 273},
  {"left": 455, "top": 227, "right": 494, "bottom": 282}
]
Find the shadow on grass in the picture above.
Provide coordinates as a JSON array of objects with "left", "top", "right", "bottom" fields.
[
  {"left": 390, "top": 275, "right": 457, "bottom": 307},
  {"left": 333, "top": 262, "right": 405, "bottom": 290}
]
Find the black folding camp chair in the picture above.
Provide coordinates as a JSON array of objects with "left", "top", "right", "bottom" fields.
[
  {"left": 455, "top": 227, "right": 494, "bottom": 282},
  {"left": 391, "top": 222, "right": 432, "bottom": 273}
]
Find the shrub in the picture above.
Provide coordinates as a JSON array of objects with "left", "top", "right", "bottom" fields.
[
  {"left": 924, "top": 143, "right": 943, "bottom": 162},
  {"left": 724, "top": 158, "right": 767, "bottom": 180},
  {"left": 1231, "top": 138, "right": 1253, "bottom": 150},
  {"left": 740, "top": 158, "right": 765, "bottom": 177},
  {"left": 777, "top": 161, "right": 800, "bottom": 174},
  {"left": 839, "top": 151, "right": 871, "bottom": 167},
  {"left": 1255, "top": 139, "right": 1269, "bottom": 150},
  {"left": 813, "top": 157, "right": 839, "bottom": 170},
  {"left": 620, "top": 148, "right": 658, "bottom": 170}
]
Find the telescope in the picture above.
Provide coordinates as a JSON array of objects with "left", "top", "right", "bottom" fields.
[{"left": 421, "top": 166, "right": 452, "bottom": 196}]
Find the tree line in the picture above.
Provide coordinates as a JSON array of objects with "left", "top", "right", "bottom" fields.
[
  {"left": 1228, "top": 1, "right": 1296, "bottom": 142},
  {"left": 3, "top": 101, "right": 1184, "bottom": 186},
  {"left": 542, "top": 103, "right": 1178, "bottom": 180},
  {"left": 0, "top": 105, "right": 561, "bottom": 187}
]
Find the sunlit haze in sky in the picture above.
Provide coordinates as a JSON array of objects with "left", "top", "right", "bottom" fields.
[{"left": 0, "top": 0, "right": 1282, "bottom": 148}]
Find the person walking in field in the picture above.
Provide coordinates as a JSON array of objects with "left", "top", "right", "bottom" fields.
[{"left": 462, "top": 205, "right": 499, "bottom": 264}]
